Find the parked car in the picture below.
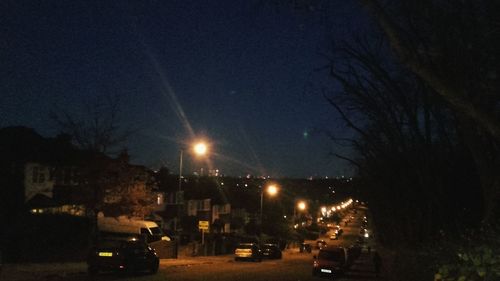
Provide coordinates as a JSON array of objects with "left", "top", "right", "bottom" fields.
[
  {"left": 87, "top": 238, "right": 159, "bottom": 275},
  {"left": 234, "top": 243, "right": 262, "bottom": 262},
  {"left": 261, "top": 244, "right": 282, "bottom": 259},
  {"left": 316, "top": 239, "right": 328, "bottom": 249},
  {"left": 336, "top": 227, "right": 344, "bottom": 236},
  {"left": 312, "top": 246, "right": 351, "bottom": 277},
  {"left": 347, "top": 244, "right": 362, "bottom": 260},
  {"left": 300, "top": 243, "right": 312, "bottom": 253}
]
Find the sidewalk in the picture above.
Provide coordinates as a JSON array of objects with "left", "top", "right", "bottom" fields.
[{"left": 343, "top": 247, "right": 386, "bottom": 280}]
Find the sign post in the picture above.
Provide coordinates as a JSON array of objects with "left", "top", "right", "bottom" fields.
[{"left": 198, "top": 220, "right": 209, "bottom": 244}]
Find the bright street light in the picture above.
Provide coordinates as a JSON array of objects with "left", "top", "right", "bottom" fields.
[
  {"left": 267, "top": 184, "right": 278, "bottom": 196},
  {"left": 193, "top": 142, "right": 208, "bottom": 156},
  {"left": 260, "top": 184, "right": 279, "bottom": 243},
  {"left": 298, "top": 201, "right": 306, "bottom": 211}
]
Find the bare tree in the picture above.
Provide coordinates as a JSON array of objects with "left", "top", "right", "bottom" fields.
[
  {"left": 322, "top": 35, "right": 482, "bottom": 246},
  {"left": 282, "top": 0, "right": 500, "bottom": 225},
  {"left": 359, "top": 0, "right": 500, "bottom": 224},
  {"left": 50, "top": 94, "right": 132, "bottom": 154}
]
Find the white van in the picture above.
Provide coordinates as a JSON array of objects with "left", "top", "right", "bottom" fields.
[{"left": 97, "top": 216, "right": 170, "bottom": 242}]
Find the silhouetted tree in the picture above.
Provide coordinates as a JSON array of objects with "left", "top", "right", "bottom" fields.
[{"left": 50, "top": 94, "right": 132, "bottom": 154}]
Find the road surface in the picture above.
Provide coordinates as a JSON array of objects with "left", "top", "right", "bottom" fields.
[{"left": 2, "top": 207, "right": 378, "bottom": 281}]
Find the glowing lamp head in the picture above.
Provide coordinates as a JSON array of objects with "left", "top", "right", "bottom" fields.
[
  {"left": 193, "top": 142, "right": 208, "bottom": 156},
  {"left": 298, "top": 201, "right": 306, "bottom": 211},
  {"left": 267, "top": 184, "right": 278, "bottom": 196}
]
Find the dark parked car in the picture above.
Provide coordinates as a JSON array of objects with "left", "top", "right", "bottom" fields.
[
  {"left": 347, "top": 244, "right": 362, "bottom": 260},
  {"left": 261, "top": 244, "right": 282, "bottom": 259},
  {"left": 234, "top": 243, "right": 262, "bottom": 262},
  {"left": 312, "top": 246, "right": 352, "bottom": 277},
  {"left": 87, "top": 238, "right": 159, "bottom": 275}
]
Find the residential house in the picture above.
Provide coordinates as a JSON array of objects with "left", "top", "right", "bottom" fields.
[
  {"left": 24, "top": 161, "right": 86, "bottom": 216},
  {"left": 187, "top": 198, "right": 211, "bottom": 221},
  {"left": 212, "top": 203, "right": 231, "bottom": 233}
]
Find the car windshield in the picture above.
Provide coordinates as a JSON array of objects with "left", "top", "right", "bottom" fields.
[
  {"left": 150, "top": 227, "right": 163, "bottom": 235},
  {"left": 96, "top": 240, "right": 122, "bottom": 248},
  {"left": 237, "top": 244, "right": 253, "bottom": 249},
  {"left": 124, "top": 241, "right": 147, "bottom": 250}
]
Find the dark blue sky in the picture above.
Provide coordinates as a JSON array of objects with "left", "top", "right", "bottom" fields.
[{"left": 1, "top": 1, "right": 368, "bottom": 178}]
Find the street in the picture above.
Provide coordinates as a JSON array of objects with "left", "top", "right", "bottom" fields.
[{"left": 2, "top": 208, "right": 378, "bottom": 281}]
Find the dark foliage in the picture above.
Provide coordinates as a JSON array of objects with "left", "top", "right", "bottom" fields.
[{"left": 3, "top": 214, "right": 91, "bottom": 262}]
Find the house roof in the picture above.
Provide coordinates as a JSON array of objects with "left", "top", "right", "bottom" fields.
[{"left": 26, "top": 193, "right": 59, "bottom": 208}]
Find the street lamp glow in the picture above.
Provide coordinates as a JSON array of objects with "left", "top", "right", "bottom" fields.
[
  {"left": 193, "top": 142, "right": 208, "bottom": 156},
  {"left": 298, "top": 201, "right": 306, "bottom": 211},
  {"left": 267, "top": 184, "right": 278, "bottom": 196}
]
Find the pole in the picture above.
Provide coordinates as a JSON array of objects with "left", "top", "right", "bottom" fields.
[
  {"left": 175, "top": 150, "right": 183, "bottom": 232},
  {"left": 260, "top": 187, "right": 263, "bottom": 244},
  {"left": 260, "top": 188, "right": 264, "bottom": 225},
  {"left": 293, "top": 203, "right": 296, "bottom": 226},
  {"left": 178, "top": 150, "right": 183, "bottom": 191}
]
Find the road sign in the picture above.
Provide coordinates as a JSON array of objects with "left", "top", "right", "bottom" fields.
[{"left": 198, "top": 220, "right": 209, "bottom": 230}]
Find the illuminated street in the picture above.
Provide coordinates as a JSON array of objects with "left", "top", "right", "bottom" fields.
[
  {"left": 2, "top": 1, "right": 498, "bottom": 280},
  {"left": 2, "top": 208, "right": 380, "bottom": 281}
]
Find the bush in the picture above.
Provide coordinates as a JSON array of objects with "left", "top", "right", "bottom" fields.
[
  {"left": 434, "top": 228, "right": 500, "bottom": 281},
  {"left": 3, "top": 214, "right": 91, "bottom": 262},
  {"left": 296, "top": 228, "right": 319, "bottom": 241}
]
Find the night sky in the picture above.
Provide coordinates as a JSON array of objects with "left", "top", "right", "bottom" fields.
[{"left": 1, "top": 1, "right": 368, "bottom": 178}]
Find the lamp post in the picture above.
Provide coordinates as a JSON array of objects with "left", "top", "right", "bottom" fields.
[
  {"left": 260, "top": 184, "right": 278, "bottom": 243},
  {"left": 293, "top": 200, "right": 307, "bottom": 228},
  {"left": 174, "top": 149, "right": 183, "bottom": 233},
  {"left": 178, "top": 150, "right": 183, "bottom": 192},
  {"left": 175, "top": 141, "right": 208, "bottom": 232}
]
